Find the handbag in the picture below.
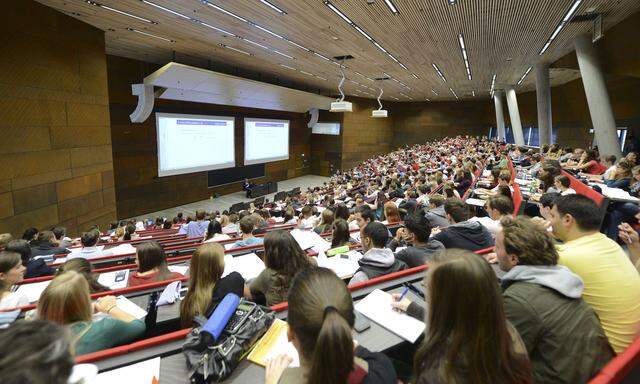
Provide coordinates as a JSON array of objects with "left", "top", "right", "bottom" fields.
[{"left": 182, "top": 300, "right": 275, "bottom": 383}]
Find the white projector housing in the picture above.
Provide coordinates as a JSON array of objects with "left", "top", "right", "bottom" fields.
[
  {"left": 372, "top": 109, "right": 388, "bottom": 118},
  {"left": 330, "top": 101, "right": 353, "bottom": 112}
]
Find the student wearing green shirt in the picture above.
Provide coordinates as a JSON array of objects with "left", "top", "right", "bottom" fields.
[{"left": 37, "top": 271, "right": 145, "bottom": 355}]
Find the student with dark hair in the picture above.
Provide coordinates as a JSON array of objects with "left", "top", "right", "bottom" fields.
[
  {"left": 496, "top": 216, "right": 613, "bottom": 383},
  {"left": 56, "top": 258, "right": 110, "bottom": 293},
  {"left": 128, "top": 241, "right": 184, "bottom": 287},
  {"left": 431, "top": 198, "right": 494, "bottom": 251},
  {"left": 554, "top": 175, "right": 576, "bottom": 195},
  {"left": 178, "top": 210, "right": 210, "bottom": 238},
  {"left": 21, "top": 227, "right": 38, "bottom": 243},
  {"left": 246, "top": 230, "right": 315, "bottom": 306},
  {"left": 30, "top": 231, "right": 69, "bottom": 258},
  {"left": 0, "top": 320, "right": 74, "bottom": 384},
  {"left": 204, "top": 220, "right": 230, "bottom": 243},
  {"left": 0, "top": 252, "right": 28, "bottom": 309},
  {"left": 330, "top": 219, "right": 352, "bottom": 249},
  {"left": 180, "top": 243, "right": 244, "bottom": 327},
  {"left": 349, "top": 222, "right": 406, "bottom": 284},
  {"left": 388, "top": 213, "right": 444, "bottom": 268},
  {"left": 69, "top": 229, "right": 113, "bottom": 260},
  {"left": 162, "top": 220, "right": 173, "bottom": 230},
  {"left": 51, "top": 227, "right": 72, "bottom": 248},
  {"left": 353, "top": 204, "right": 376, "bottom": 230},
  {"left": 470, "top": 195, "right": 514, "bottom": 237},
  {"left": 265, "top": 267, "right": 397, "bottom": 384},
  {"left": 424, "top": 194, "right": 449, "bottom": 228},
  {"left": 551, "top": 194, "right": 640, "bottom": 353},
  {"left": 393, "top": 250, "right": 532, "bottom": 384},
  {"left": 5, "top": 239, "right": 53, "bottom": 278},
  {"left": 231, "top": 216, "right": 264, "bottom": 249},
  {"left": 122, "top": 224, "right": 137, "bottom": 241}
]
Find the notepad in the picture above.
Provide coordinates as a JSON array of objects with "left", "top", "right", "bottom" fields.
[
  {"left": 316, "top": 251, "right": 362, "bottom": 279},
  {"left": 222, "top": 253, "right": 265, "bottom": 281},
  {"left": 465, "top": 198, "right": 487, "bottom": 207},
  {"left": 16, "top": 280, "right": 51, "bottom": 303},
  {"left": 247, "top": 319, "right": 300, "bottom": 367},
  {"left": 168, "top": 265, "right": 189, "bottom": 275},
  {"left": 354, "top": 289, "right": 425, "bottom": 343},
  {"left": 97, "top": 270, "right": 130, "bottom": 290},
  {"left": 94, "top": 356, "right": 160, "bottom": 384},
  {"left": 93, "top": 296, "right": 148, "bottom": 321},
  {"left": 290, "top": 229, "right": 331, "bottom": 253}
]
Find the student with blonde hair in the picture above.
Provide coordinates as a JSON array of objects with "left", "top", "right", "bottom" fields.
[
  {"left": 37, "top": 271, "right": 145, "bottom": 355},
  {"left": 180, "top": 243, "right": 244, "bottom": 327}
]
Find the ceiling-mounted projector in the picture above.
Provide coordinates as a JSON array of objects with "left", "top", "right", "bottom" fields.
[
  {"left": 330, "top": 101, "right": 353, "bottom": 112},
  {"left": 372, "top": 109, "right": 388, "bottom": 118}
]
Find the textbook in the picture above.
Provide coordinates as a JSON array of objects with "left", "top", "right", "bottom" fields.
[
  {"left": 354, "top": 289, "right": 425, "bottom": 343},
  {"left": 222, "top": 253, "right": 265, "bottom": 281},
  {"left": 247, "top": 319, "right": 300, "bottom": 367}
]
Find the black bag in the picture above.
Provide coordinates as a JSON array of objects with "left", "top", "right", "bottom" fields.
[{"left": 182, "top": 301, "right": 275, "bottom": 383}]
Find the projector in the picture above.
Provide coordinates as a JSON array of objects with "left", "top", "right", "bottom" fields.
[
  {"left": 330, "top": 101, "right": 353, "bottom": 112},
  {"left": 372, "top": 110, "right": 388, "bottom": 118}
]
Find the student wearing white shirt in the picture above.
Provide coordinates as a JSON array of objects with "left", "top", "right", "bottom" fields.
[
  {"left": 470, "top": 196, "right": 514, "bottom": 237},
  {"left": 554, "top": 175, "right": 576, "bottom": 196},
  {"left": 203, "top": 220, "right": 231, "bottom": 243},
  {"left": 0, "top": 251, "right": 29, "bottom": 309},
  {"left": 68, "top": 230, "right": 114, "bottom": 261}
]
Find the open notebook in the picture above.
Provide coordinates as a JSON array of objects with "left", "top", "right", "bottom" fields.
[{"left": 354, "top": 289, "right": 425, "bottom": 343}]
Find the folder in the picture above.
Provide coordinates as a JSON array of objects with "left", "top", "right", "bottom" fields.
[{"left": 247, "top": 319, "right": 299, "bottom": 367}]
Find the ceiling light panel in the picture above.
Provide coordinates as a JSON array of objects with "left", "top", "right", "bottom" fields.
[
  {"left": 432, "top": 63, "right": 447, "bottom": 82},
  {"left": 86, "top": 1, "right": 157, "bottom": 24},
  {"left": 126, "top": 27, "right": 174, "bottom": 42},
  {"left": 458, "top": 33, "right": 472, "bottom": 80},
  {"left": 259, "top": 0, "right": 287, "bottom": 15},
  {"left": 539, "top": 0, "right": 583, "bottom": 55},
  {"left": 384, "top": 0, "right": 400, "bottom": 14},
  {"left": 517, "top": 66, "right": 533, "bottom": 85}
]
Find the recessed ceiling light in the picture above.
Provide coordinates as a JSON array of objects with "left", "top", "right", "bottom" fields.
[
  {"left": 219, "top": 43, "right": 251, "bottom": 56},
  {"left": 86, "top": 1, "right": 158, "bottom": 24},
  {"left": 432, "top": 63, "right": 447, "bottom": 82},
  {"left": 383, "top": 0, "right": 399, "bottom": 14},
  {"left": 458, "top": 33, "right": 472, "bottom": 80},
  {"left": 539, "top": 0, "right": 583, "bottom": 55},
  {"left": 142, "top": 0, "right": 190, "bottom": 20},
  {"left": 259, "top": 0, "right": 287, "bottom": 15},
  {"left": 126, "top": 27, "right": 174, "bottom": 42},
  {"left": 517, "top": 66, "right": 533, "bottom": 85},
  {"left": 449, "top": 87, "right": 459, "bottom": 100}
]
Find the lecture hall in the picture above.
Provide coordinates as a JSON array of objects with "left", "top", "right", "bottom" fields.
[{"left": 1, "top": 1, "right": 640, "bottom": 383}]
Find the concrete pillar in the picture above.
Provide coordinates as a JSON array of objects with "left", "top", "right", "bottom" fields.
[
  {"left": 505, "top": 87, "right": 525, "bottom": 146},
  {"left": 535, "top": 63, "right": 553, "bottom": 149},
  {"left": 574, "top": 34, "right": 622, "bottom": 158},
  {"left": 493, "top": 91, "right": 506, "bottom": 141}
]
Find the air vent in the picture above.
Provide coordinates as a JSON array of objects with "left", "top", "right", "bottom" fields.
[
  {"left": 374, "top": 76, "right": 390, "bottom": 81},
  {"left": 333, "top": 55, "right": 354, "bottom": 61},
  {"left": 570, "top": 13, "right": 600, "bottom": 22}
]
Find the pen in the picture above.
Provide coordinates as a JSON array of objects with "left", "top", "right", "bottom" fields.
[{"left": 397, "top": 286, "right": 409, "bottom": 302}]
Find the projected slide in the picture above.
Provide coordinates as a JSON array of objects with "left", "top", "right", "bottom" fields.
[
  {"left": 244, "top": 118, "right": 290, "bottom": 165},
  {"left": 156, "top": 113, "right": 235, "bottom": 177}
]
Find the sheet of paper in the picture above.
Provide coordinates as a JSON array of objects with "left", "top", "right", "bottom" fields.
[
  {"left": 94, "top": 357, "right": 160, "bottom": 384},
  {"left": 97, "top": 270, "right": 130, "bottom": 290},
  {"left": 68, "top": 245, "right": 104, "bottom": 255},
  {"left": 157, "top": 280, "right": 182, "bottom": 306},
  {"left": 465, "top": 198, "right": 487, "bottom": 207},
  {"left": 16, "top": 280, "right": 51, "bottom": 303},
  {"left": 222, "top": 253, "right": 266, "bottom": 281},
  {"left": 224, "top": 243, "right": 235, "bottom": 251},
  {"left": 107, "top": 243, "right": 136, "bottom": 256},
  {"left": 94, "top": 296, "right": 148, "bottom": 321},
  {"left": 354, "top": 289, "right": 425, "bottom": 343},
  {"left": 316, "top": 251, "right": 362, "bottom": 278},
  {"left": 168, "top": 265, "right": 189, "bottom": 275},
  {"left": 350, "top": 230, "right": 362, "bottom": 243},
  {"left": 290, "top": 229, "right": 331, "bottom": 253}
]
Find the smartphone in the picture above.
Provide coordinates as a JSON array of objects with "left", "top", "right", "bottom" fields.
[
  {"left": 114, "top": 271, "right": 126, "bottom": 283},
  {"left": 354, "top": 311, "right": 371, "bottom": 333}
]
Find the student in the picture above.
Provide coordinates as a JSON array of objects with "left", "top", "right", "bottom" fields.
[
  {"left": 265, "top": 267, "right": 397, "bottom": 384},
  {"left": 180, "top": 243, "right": 244, "bottom": 327},
  {"left": 554, "top": 175, "right": 576, "bottom": 195},
  {"left": 551, "top": 194, "right": 640, "bottom": 353},
  {"left": 204, "top": 220, "right": 231, "bottom": 243},
  {"left": 38, "top": 271, "right": 145, "bottom": 355},
  {"left": 423, "top": 194, "right": 449, "bottom": 229},
  {"left": 0, "top": 233, "right": 11, "bottom": 251},
  {"left": 299, "top": 206, "right": 320, "bottom": 229},
  {"left": 52, "top": 226, "right": 73, "bottom": 248},
  {"left": 329, "top": 219, "right": 352, "bottom": 249},
  {"left": 231, "top": 216, "right": 264, "bottom": 249},
  {"left": 0, "top": 251, "right": 28, "bottom": 309},
  {"left": 222, "top": 213, "right": 240, "bottom": 234},
  {"left": 128, "top": 241, "right": 184, "bottom": 287},
  {"left": 352, "top": 204, "right": 376, "bottom": 230},
  {"left": 387, "top": 213, "right": 444, "bottom": 268},
  {"left": 68, "top": 229, "right": 114, "bottom": 260},
  {"left": 0, "top": 320, "right": 74, "bottom": 384},
  {"left": 5, "top": 239, "right": 54, "bottom": 278},
  {"left": 469, "top": 195, "right": 514, "bottom": 237},
  {"left": 56, "top": 258, "right": 110, "bottom": 293},
  {"left": 349, "top": 222, "right": 406, "bottom": 285},
  {"left": 313, "top": 209, "right": 334, "bottom": 234},
  {"left": 604, "top": 160, "right": 632, "bottom": 190},
  {"left": 383, "top": 201, "right": 401, "bottom": 224},
  {"left": 178, "top": 210, "right": 210, "bottom": 238},
  {"left": 495, "top": 217, "right": 614, "bottom": 383},
  {"left": 431, "top": 198, "right": 494, "bottom": 251},
  {"left": 392, "top": 250, "right": 532, "bottom": 384},
  {"left": 29, "top": 231, "right": 69, "bottom": 258},
  {"left": 246, "top": 230, "right": 315, "bottom": 306},
  {"left": 22, "top": 227, "right": 38, "bottom": 242},
  {"left": 122, "top": 224, "right": 138, "bottom": 241}
]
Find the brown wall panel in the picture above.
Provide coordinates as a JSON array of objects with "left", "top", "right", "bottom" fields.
[{"left": 0, "top": 1, "right": 115, "bottom": 237}]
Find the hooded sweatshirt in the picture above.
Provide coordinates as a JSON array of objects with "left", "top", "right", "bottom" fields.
[
  {"left": 501, "top": 265, "right": 614, "bottom": 384},
  {"left": 432, "top": 220, "right": 494, "bottom": 251},
  {"left": 424, "top": 206, "right": 449, "bottom": 229},
  {"left": 349, "top": 248, "right": 406, "bottom": 285}
]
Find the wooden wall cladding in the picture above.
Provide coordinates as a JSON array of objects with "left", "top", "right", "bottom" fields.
[
  {"left": 0, "top": 1, "right": 115, "bottom": 237},
  {"left": 310, "top": 110, "right": 343, "bottom": 176},
  {"left": 107, "top": 55, "right": 311, "bottom": 219}
]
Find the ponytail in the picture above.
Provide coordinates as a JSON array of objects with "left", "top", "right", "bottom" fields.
[{"left": 308, "top": 308, "right": 354, "bottom": 384}]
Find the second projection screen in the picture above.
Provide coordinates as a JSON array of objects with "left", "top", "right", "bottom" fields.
[{"left": 244, "top": 118, "right": 289, "bottom": 165}]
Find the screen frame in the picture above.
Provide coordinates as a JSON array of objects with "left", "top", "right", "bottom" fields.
[
  {"left": 155, "top": 112, "right": 236, "bottom": 177},
  {"left": 243, "top": 117, "right": 290, "bottom": 165}
]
